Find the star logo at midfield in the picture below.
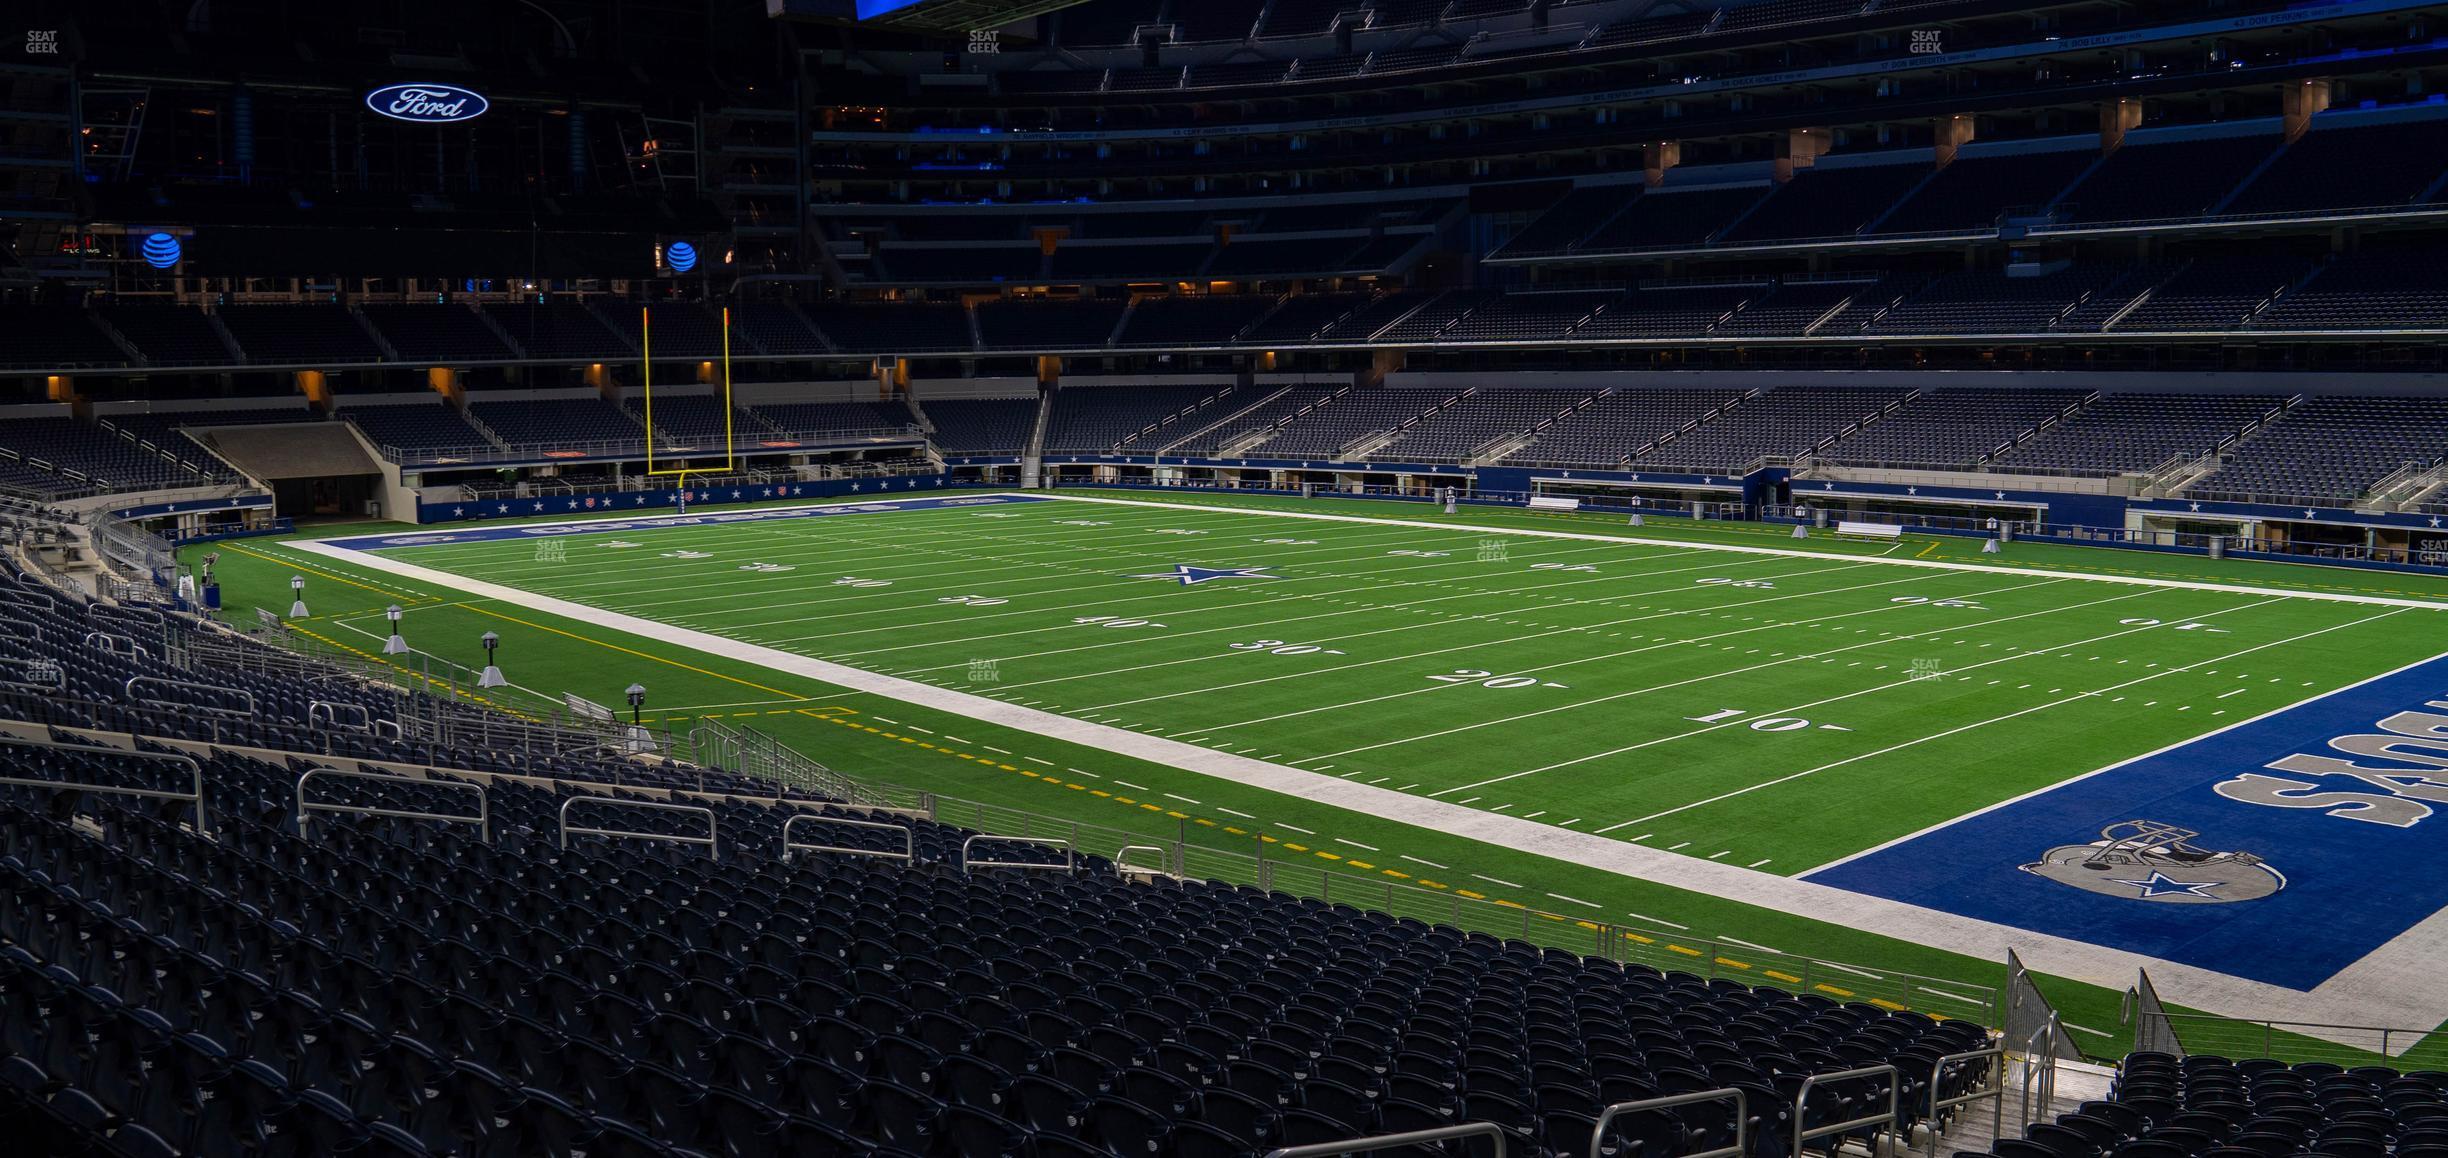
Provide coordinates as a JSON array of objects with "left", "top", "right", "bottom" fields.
[
  {"left": 2110, "top": 872, "right": 2225, "bottom": 900},
  {"left": 1129, "top": 564, "right": 1282, "bottom": 586}
]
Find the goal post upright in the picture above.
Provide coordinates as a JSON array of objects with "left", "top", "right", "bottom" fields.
[{"left": 641, "top": 303, "right": 738, "bottom": 495}]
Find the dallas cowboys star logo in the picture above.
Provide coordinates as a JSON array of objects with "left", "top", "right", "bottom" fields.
[
  {"left": 2110, "top": 872, "right": 2224, "bottom": 899},
  {"left": 1129, "top": 564, "right": 1282, "bottom": 586}
]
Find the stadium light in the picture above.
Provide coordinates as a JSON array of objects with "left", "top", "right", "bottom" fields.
[
  {"left": 478, "top": 631, "right": 508, "bottom": 688},
  {"left": 626, "top": 683, "right": 647, "bottom": 725},
  {"left": 289, "top": 575, "right": 308, "bottom": 618},
  {"left": 383, "top": 605, "right": 409, "bottom": 655}
]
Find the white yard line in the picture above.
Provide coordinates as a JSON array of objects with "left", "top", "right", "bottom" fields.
[
  {"left": 1092, "top": 556, "right": 1916, "bottom": 719},
  {"left": 1262, "top": 573, "right": 2085, "bottom": 753},
  {"left": 865, "top": 536, "right": 1711, "bottom": 672},
  {"left": 1041, "top": 493, "right": 2448, "bottom": 609},
  {"left": 1432, "top": 585, "right": 2198, "bottom": 800},
  {"left": 1606, "top": 605, "right": 2404, "bottom": 832}
]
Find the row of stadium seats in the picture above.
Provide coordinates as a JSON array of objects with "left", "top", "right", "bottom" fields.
[
  {"left": 1967, "top": 1051, "right": 2448, "bottom": 1158},
  {"left": 1488, "top": 118, "right": 2448, "bottom": 258},
  {"left": 0, "top": 395, "right": 918, "bottom": 494},
  {"left": 1027, "top": 0, "right": 2019, "bottom": 79},
  {"left": 7, "top": 382, "right": 2448, "bottom": 504},
  {"left": 8, "top": 250, "right": 2428, "bottom": 372}
]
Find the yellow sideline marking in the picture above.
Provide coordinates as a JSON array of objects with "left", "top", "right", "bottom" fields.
[
  {"left": 220, "top": 543, "right": 430, "bottom": 602},
  {"left": 461, "top": 605, "right": 804, "bottom": 697}
]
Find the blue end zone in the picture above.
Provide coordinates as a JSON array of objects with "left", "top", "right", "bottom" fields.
[
  {"left": 1808, "top": 652, "right": 2448, "bottom": 990},
  {"left": 318, "top": 493, "right": 1052, "bottom": 553}
]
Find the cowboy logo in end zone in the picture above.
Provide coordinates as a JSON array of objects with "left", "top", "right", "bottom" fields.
[{"left": 1809, "top": 650, "right": 2448, "bottom": 990}]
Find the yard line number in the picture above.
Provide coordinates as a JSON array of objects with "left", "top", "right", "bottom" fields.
[{"left": 1429, "top": 668, "right": 1570, "bottom": 690}]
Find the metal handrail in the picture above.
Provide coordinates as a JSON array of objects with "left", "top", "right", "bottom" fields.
[
  {"left": 781, "top": 812, "right": 913, "bottom": 862},
  {"left": 0, "top": 586, "right": 60, "bottom": 610},
  {"left": 1792, "top": 1063, "right": 1901, "bottom": 1158},
  {"left": 125, "top": 675, "right": 254, "bottom": 717},
  {"left": 1593, "top": 1088, "right": 1748, "bottom": 1158},
  {"left": 1923, "top": 1046, "right": 2006, "bottom": 1158},
  {"left": 959, "top": 833, "right": 1075, "bottom": 873},
  {"left": 558, "top": 795, "right": 718, "bottom": 858},
  {"left": 1266, "top": 1121, "right": 1509, "bottom": 1158},
  {"left": 2018, "top": 1016, "right": 2066, "bottom": 1128},
  {"left": 86, "top": 631, "right": 144, "bottom": 656},
  {"left": 1114, "top": 843, "right": 1174, "bottom": 878},
  {"left": 0, "top": 733, "right": 207, "bottom": 834},
  {"left": 296, "top": 768, "right": 489, "bottom": 843},
  {"left": 307, "top": 701, "right": 373, "bottom": 734}
]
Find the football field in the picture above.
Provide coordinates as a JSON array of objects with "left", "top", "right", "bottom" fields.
[{"left": 266, "top": 489, "right": 2448, "bottom": 1048}]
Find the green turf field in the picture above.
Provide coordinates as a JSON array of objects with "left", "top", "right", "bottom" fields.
[
  {"left": 319, "top": 491, "right": 2447, "bottom": 872},
  {"left": 199, "top": 488, "right": 2448, "bottom": 1062}
]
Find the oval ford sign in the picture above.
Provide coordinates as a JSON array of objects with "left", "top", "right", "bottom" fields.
[{"left": 365, "top": 83, "right": 489, "bottom": 124}]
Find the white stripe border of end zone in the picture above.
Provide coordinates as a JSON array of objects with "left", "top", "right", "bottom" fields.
[
  {"left": 289, "top": 508, "right": 2448, "bottom": 1047},
  {"left": 1029, "top": 492, "right": 2448, "bottom": 610}
]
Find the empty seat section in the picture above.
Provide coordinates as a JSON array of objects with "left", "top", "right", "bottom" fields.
[
  {"left": 1816, "top": 388, "right": 2090, "bottom": 469},
  {"left": 1634, "top": 387, "right": 1910, "bottom": 469},
  {"left": 1994, "top": 393, "right": 2284, "bottom": 476},
  {"left": 2190, "top": 396, "right": 2448, "bottom": 503},
  {"left": 1505, "top": 387, "right": 1746, "bottom": 468},
  {"left": 923, "top": 397, "right": 1038, "bottom": 454}
]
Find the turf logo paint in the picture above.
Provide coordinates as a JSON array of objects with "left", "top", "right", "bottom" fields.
[
  {"left": 1127, "top": 564, "right": 1282, "bottom": 586},
  {"left": 2211, "top": 700, "right": 2448, "bottom": 828},
  {"left": 1808, "top": 649, "right": 2448, "bottom": 988},
  {"left": 2020, "top": 821, "right": 2284, "bottom": 904}
]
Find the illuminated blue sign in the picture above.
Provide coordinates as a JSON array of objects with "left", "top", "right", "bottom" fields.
[
  {"left": 140, "top": 232, "right": 181, "bottom": 269},
  {"left": 856, "top": 0, "right": 929, "bottom": 16},
  {"left": 666, "top": 241, "right": 698, "bottom": 273},
  {"left": 364, "top": 83, "right": 490, "bottom": 124}
]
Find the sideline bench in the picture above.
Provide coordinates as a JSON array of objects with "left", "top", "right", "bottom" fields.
[
  {"left": 1833, "top": 520, "right": 1903, "bottom": 541},
  {"left": 1526, "top": 495, "right": 1581, "bottom": 512}
]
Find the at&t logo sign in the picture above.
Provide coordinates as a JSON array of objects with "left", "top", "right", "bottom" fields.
[{"left": 364, "top": 83, "right": 490, "bottom": 124}]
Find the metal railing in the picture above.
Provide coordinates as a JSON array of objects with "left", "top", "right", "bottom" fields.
[
  {"left": 296, "top": 767, "right": 489, "bottom": 843},
  {"left": 558, "top": 796, "right": 717, "bottom": 858},
  {"left": 2127, "top": 1012, "right": 2435, "bottom": 1065},
  {"left": 0, "top": 733, "right": 206, "bottom": 834},
  {"left": 959, "top": 833, "right": 1076, "bottom": 872},
  {"left": 1594, "top": 1088, "right": 1748, "bottom": 1158},
  {"left": 2017, "top": 1016, "right": 2069, "bottom": 1129},
  {"left": 1792, "top": 1063, "right": 1901, "bottom": 1158},
  {"left": 1922, "top": 1047, "right": 2006, "bottom": 1158},
  {"left": 1266, "top": 1122, "right": 1510, "bottom": 1158},
  {"left": 782, "top": 813, "right": 914, "bottom": 862}
]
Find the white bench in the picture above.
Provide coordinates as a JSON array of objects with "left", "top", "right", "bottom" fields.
[
  {"left": 1526, "top": 495, "right": 1582, "bottom": 512},
  {"left": 1833, "top": 520, "right": 1904, "bottom": 541}
]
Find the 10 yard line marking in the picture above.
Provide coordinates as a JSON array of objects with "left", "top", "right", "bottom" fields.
[{"left": 1607, "top": 605, "right": 2405, "bottom": 832}]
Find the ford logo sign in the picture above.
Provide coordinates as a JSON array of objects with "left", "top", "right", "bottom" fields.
[{"left": 365, "top": 83, "right": 489, "bottom": 124}]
